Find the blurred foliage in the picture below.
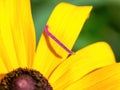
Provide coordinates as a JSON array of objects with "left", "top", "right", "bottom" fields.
[{"left": 31, "top": 0, "right": 120, "bottom": 61}]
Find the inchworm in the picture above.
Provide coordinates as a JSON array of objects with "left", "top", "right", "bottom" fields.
[{"left": 44, "top": 25, "right": 75, "bottom": 55}]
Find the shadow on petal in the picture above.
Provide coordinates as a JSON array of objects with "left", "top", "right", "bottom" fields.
[{"left": 43, "top": 31, "right": 62, "bottom": 58}]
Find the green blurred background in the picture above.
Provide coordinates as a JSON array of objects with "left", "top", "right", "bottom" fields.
[{"left": 31, "top": 0, "right": 120, "bottom": 61}]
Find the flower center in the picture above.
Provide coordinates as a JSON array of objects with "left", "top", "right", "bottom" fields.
[{"left": 0, "top": 68, "right": 53, "bottom": 90}]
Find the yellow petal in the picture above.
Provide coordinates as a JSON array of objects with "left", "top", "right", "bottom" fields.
[
  {"left": 49, "top": 42, "right": 116, "bottom": 90},
  {"left": 0, "top": 0, "right": 36, "bottom": 70},
  {"left": 65, "top": 63, "right": 120, "bottom": 90},
  {"left": 0, "top": 1, "right": 19, "bottom": 71},
  {"left": 0, "top": 58, "right": 7, "bottom": 73},
  {"left": 8, "top": 0, "right": 36, "bottom": 68},
  {"left": 33, "top": 2, "right": 92, "bottom": 78}
]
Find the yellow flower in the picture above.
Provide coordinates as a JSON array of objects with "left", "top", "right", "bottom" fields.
[{"left": 0, "top": 0, "right": 120, "bottom": 90}]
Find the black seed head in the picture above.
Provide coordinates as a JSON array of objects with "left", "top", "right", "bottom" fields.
[{"left": 0, "top": 68, "right": 53, "bottom": 90}]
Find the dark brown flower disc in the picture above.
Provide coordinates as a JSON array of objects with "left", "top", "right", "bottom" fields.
[{"left": 0, "top": 68, "right": 53, "bottom": 90}]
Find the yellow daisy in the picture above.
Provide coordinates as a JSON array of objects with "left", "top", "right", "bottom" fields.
[{"left": 0, "top": 0, "right": 120, "bottom": 90}]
